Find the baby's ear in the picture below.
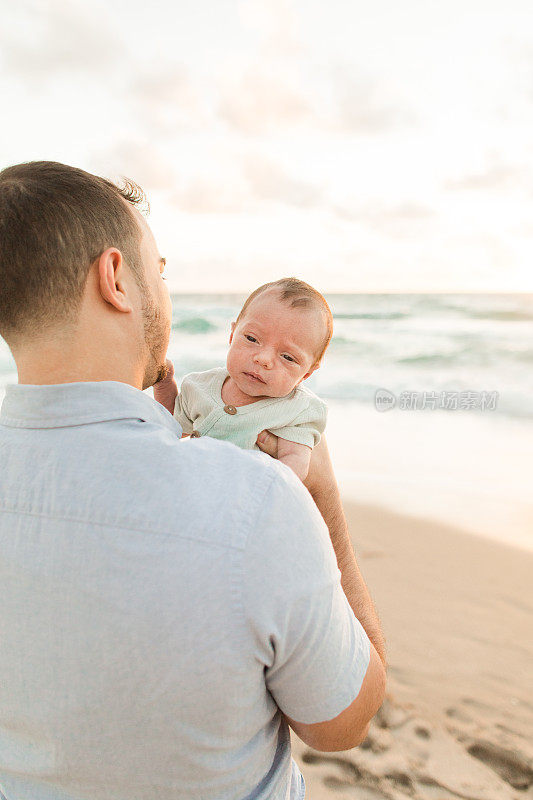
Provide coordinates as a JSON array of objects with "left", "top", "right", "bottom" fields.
[
  {"left": 301, "top": 361, "right": 321, "bottom": 382},
  {"left": 229, "top": 321, "right": 236, "bottom": 344}
]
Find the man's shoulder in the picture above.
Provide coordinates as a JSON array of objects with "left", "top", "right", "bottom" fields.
[
  {"left": 172, "top": 435, "right": 292, "bottom": 493},
  {"left": 136, "top": 433, "right": 311, "bottom": 550},
  {"left": 100, "top": 413, "right": 282, "bottom": 490}
]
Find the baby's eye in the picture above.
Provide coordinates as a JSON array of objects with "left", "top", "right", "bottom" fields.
[
  {"left": 282, "top": 354, "right": 296, "bottom": 362},
  {"left": 245, "top": 334, "right": 257, "bottom": 343}
]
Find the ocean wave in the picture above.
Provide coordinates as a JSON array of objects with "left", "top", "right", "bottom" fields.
[
  {"left": 469, "top": 310, "right": 533, "bottom": 322},
  {"left": 434, "top": 302, "right": 533, "bottom": 322},
  {"left": 328, "top": 336, "right": 380, "bottom": 353},
  {"left": 332, "top": 312, "right": 408, "bottom": 320},
  {"left": 172, "top": 317, "right": 217, "bottom": 334},
  {"left": 514, "top": 350, "right": 533, "bottom": 364},
  {"left": 397, "top": 351, "right": 470, "bottom": 366}
]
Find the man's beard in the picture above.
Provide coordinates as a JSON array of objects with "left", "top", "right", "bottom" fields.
[{"left": 139, "top": 284, "right": 169, "bottom": 390}]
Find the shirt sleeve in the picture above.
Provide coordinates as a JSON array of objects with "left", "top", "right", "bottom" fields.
[
  {"left": 244, "top": 464, "right": 371, "bottom": 724},
  {"left": 267, "top": 396, "right": 328, "bottom": 449},
  {"left": 173, "top": 377, "right": 194, "bottom": 434}
]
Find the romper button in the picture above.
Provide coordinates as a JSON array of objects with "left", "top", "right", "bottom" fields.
[
  {"left": 223, "top": 405, "right": 237, "bottom": 415},
  {"left": 190, "top": 430, "right": 201, "bottom": 438}
]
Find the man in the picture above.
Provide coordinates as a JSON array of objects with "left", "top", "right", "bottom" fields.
[{"left": 0, "top": 161, "right": 386, "bottom": 800}]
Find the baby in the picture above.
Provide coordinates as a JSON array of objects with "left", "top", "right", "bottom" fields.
[{"left": 154, "top": 278, "right": 333, "bottom": 480}]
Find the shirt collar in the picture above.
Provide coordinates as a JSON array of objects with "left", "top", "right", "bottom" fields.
[{"left": 0, "top": 380, "right": 182, "bottom": 436}]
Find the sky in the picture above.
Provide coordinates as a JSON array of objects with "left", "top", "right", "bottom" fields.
[{"left": 1, "top": 0, "right": 533, "bottom": 292}]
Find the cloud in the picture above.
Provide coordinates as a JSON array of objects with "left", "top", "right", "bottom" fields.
[
  {"left": 89, "top": 141, "right": 178, "bottom": 194},
  {"left": 218, "top": 68, "right": 310, "bottom": 134},
  {"left": 166, "top": 152, "right": 323, "bottom": 214},
  {"left": 217, "top": 55, "right": 413, "bottom": 137},
  {"left": 334, "top": 200, "right": 434, "bottom": 222},
  {"left": 128, "top": 65, "right": 208, "bottom": 137},
  {"left": 332, "top": 68, "right": 416, "bottom": 133},
  {"left": 243, "top": 154, "right": 323, "bottom": 208},
  {"left": 0, "top": 0, "right": 122, "bottom": 82},
  {"left": 333, "top": 200, "right": 435, "bottom": 238},
  {"left": 170, "top": 177, "right": 250, "bottom": 215},
  {"left": 446, "top": 161, "right": 525, "bottom": 191},
  {"left": 239, "top": 0, "right": 302, "bottom": 58},
  {"left": 216, "top": 2, "right": 417, "bottom": 138},
  {"left": 216, "top": 1, "right": 310, "bottom": 134}
]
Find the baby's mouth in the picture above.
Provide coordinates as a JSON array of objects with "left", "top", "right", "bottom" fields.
[{"left": 244, "top": 372, "right": 266, "bottom": 384}]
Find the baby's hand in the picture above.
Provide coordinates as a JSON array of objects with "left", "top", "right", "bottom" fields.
[{"left": 153, "top": 358, "right": 178, "bottom": 415}]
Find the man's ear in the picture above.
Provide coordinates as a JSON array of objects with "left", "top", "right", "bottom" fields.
[
  {"left": 98, "top": 248, "right": 133, "bottom": 313},
  {"left": 229, "top": 321, "right": 236, "bottom": 345}
]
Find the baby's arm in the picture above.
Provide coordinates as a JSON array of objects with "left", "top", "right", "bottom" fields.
[
  {"left": 276, "top": 437, "right": 312, "bottom": 481},
  {"left": 266, "top": 397, "right": 327, "bottom": 481}
]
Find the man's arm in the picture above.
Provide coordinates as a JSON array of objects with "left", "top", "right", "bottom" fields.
[
  {"left": 256, "top": 430, "right": 387, "bottom": 750},
  {"left": 256, "top": 431, "right": 386, "bottom": 669}
]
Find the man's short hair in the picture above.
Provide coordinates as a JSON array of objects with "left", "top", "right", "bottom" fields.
[
  {"left": 0, "top": 161, "right": 148, "bottom": 340},
  {"left": 235, "top": 277, "right": 333, "bottom": 364}
]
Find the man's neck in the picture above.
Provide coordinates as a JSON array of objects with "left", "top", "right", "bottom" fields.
[{"left": 13, "top": 340, "right": 143, "bottom": 390}]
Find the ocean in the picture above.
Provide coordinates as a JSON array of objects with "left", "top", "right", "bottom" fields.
[
  {"left": 161, "top": 292, "right": 533, "bottom": 421},
  {"left": 1, "top": 293, "right": 531, "bottom": 418},
  {"left": 1, "top": 293, "right": 531, "bottom": 549}
]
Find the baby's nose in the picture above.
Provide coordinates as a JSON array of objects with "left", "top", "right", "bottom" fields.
[{"left": 254, "top": 349, "right": 273, "bottom": 368}]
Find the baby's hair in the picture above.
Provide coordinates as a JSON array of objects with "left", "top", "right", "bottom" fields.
[{"left": 235, "top": 277, "right": 333, "bottom": 364}]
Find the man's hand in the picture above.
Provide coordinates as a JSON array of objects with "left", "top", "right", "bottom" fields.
[{"left": 153, "top": 358, "right": 178, "bottom": 415}]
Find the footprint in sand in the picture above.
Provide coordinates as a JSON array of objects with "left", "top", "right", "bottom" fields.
[
  {"left": 375, "top": 695, "right": 412, "bottom": 730},
  {"left": 466, "top": 740, "right": 533, "bottom": 791},
  {"left": 495, "top": 722, "right": 528, "bottom": 740},
  {"left": 302, "top": 750, "right": 416, "bottom": 797},
  {"left": 301, "top": 752, "right": 363, "bottom": 791},
  {"left": 446, "top": 705, "right": 474, "bottom": 724},
  {"left": 414, "top": 725, "right": 431, "bottom": 740},
  {"left": 299, "top": 698, "right": 531, "bottom": 800},
  {"left": 387, "top": 665, "right": 417, "bottom": 688},
  {"left": 358, "top": 549, "right": 386, "bottom": 559},
  {"left": 496, "top": 593, "right": 533, "bottom": 615},
  {"left": 461, "top": 696, "right": 496, "bottom": 714}
]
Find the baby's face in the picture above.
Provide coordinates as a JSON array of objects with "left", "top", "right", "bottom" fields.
[{"left": 227, "top": 290, "right": 324, "bottom": 398}]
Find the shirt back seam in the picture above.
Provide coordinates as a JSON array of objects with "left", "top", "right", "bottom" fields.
[{"left": 0, "top": 502, "right": 245, "bottom": 550}]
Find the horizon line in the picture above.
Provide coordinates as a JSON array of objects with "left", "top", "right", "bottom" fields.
[{"left": 168, "top": 289, "right": 533, "bottom": 296}]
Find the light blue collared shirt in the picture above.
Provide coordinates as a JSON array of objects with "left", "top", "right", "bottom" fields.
[{"left": 0, "top": 381, "right": 370, "bottom": 800}]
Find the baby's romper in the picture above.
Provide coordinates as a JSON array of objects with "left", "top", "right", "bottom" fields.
[{"left": 173, "top": 367, "right": 327, "bottom": 452}]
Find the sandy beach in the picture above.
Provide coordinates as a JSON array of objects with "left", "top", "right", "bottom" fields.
[{"left": 291, "top": 500, "right": 533, "bottom": 799}]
